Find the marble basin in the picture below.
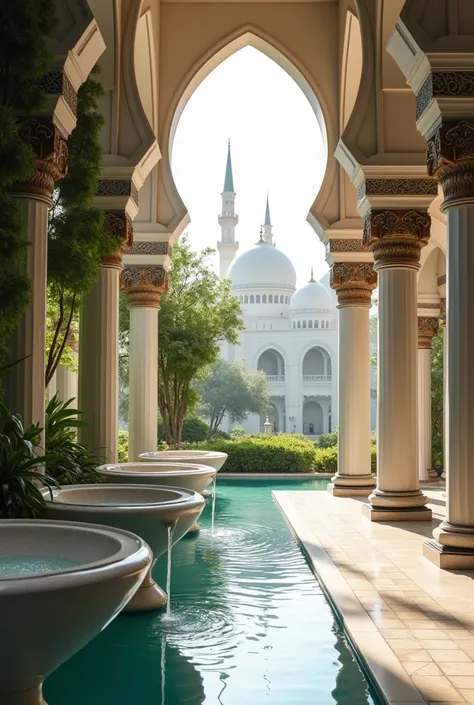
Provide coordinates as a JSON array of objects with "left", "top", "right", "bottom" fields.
[
  {"left": 0, "top": 519, "right": 151, "bottom": 705},
  {"left": 42, "top": 484, "right": 204, "bottom": 611},
  {"left": 97, "top": 461, "right": 217, "bottom": 495},
  {"left": 139, "top": 450, "right": 228, "bottom": 472}
]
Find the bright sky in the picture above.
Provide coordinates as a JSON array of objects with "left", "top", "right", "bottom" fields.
[{"left": 171, "top": 46, "right": 328, "bottom": 289}]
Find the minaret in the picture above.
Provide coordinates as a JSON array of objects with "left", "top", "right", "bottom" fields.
[
  {"left": 217, "top": 141, "right": 239, "bottom": 278},
  {"left": 262, "top": 194, "right": 273, "bottom": 245}
]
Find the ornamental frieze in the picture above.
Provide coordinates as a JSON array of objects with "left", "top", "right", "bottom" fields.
[
  {"left": 328, "top": 239, "right": 369, "bottom": 253},
  {"left": 96, "top": 179, "right": 139, "bottom": 206},
  {"left": 127, "top": 241, "right": 172, "bottom": 256},
  {"left": 14, "top": 117, "right": 68, "bottom": 198},
  {"left": 357, "top": 178, "right": 437, "bottom": 203},
  {"left": 40, "top": 70, "right": 78, "bottom": 116},
  {"left": 427, "top": 120, "right": 474, "bottom": 204},
  {"left": 418, "top": 316, "right": 439, "bottom": 349},
  {"left": 417, "top": 72, "right": 474, "bottom": 122}
]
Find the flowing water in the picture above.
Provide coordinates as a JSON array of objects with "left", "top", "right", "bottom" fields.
[
  {"left": 45, "top": 478, "right": 379, "bottom": 705},
  {"left": 165, "top": 525, "right": 174, "bottom": 619}
]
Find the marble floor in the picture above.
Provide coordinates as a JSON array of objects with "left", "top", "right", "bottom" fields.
[{"left": 274, "top": 487, "right": 474, "bottom": 705}]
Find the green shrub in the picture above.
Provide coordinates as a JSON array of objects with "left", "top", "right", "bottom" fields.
[
  {"left": 314, "top": 446, "right": 338, "bottom": 472},
  {"left": 118, "top": 429, "right": 128, "bottom": 462},
  {"left": 371, "top": 444, "right": 377, "bottom": 474},
  {"left": 230, "top": 427, "right": 246, "bottom": 439},
  {"left": 317, "top": 429, "right": 338, "bottom": 448},
  {"left": 182, "top": 416, "right": 209, "bottom": 442},
  {"left": 187, "top": 434, "right": 317, "bottom": 472}
]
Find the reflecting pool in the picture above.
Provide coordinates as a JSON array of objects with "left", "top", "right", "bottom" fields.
[{"left": 45, "top": 478, "right": 378, "bottom": 705}]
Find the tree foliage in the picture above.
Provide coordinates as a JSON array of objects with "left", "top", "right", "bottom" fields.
[
  {"left": 197, "top": 360, "right": 270, "bottom": 434},
  {"left": 431, "top": 326, "right": 444, "bottom": 468},
  {"left": 158, "top": 236, "right": 243, "bottom": 446},
  {"left": 0, "top": 1, "right": 57, "bottom": 362},
  {"left": 46, "top": 68, "right": 120, "bottom": 386}
]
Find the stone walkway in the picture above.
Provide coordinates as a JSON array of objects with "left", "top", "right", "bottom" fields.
[{"left": 274, "top": 488, "right": 474, "bottom": 705}]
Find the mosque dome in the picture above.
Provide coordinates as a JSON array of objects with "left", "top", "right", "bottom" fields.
[
  {"left": 229, "top": 240, "right": 296, "bottom": 290},
  {"left": 290, "top": 273, "right": 335, "bottom": 312}
]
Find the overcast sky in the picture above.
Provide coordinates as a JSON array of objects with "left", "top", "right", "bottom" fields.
[{"left": 171, "top": 46, "right": 328, "bottom": 289}]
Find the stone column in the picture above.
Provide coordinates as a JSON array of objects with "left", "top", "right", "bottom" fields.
[
  {"left": 55, "top": 343, "right": 79, "bottom": 405},
  {"left": 439, "top": 299, "right": 447, "bottom": 481},
  {"left": 2, "top": 119, "right": 68, "bottom": 432},
  {"left": 78, "top": 212, "right": 133, "bottom": 462},
  {"left": 328, "top": 262, "right": 377, "bottom": 496},
  {"left": 417, "top": 317, "right": 438, "bottom": 482},
  {"left": 363, "top": 209, "right": 431, "bottom": 521},
  {"left": 423, "top": 120, "right": 474, "bottom": 566},
  {"left": 121, "top": 265, "right": 167, "bottom": 461}
]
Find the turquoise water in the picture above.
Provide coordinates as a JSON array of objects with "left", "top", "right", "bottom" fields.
[
  {"left": 45, "top": 478, "right": 377, "bottom": 705},
  {"left": 0, "top": 554, "right": 80, "bottom": 578}
]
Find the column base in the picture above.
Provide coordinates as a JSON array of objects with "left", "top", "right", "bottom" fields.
[
  {"left": 441, "top": 469, "right": 446, "bottom": 480},
  {"left": 362, "top": 504, "right": 432, "bottom": 522},
  {"left": 423, "top": 540, "right": 474, "bottom": 569},
  {"left": 427, "top": 468, "right": 440, "bottom": 481},
  {"left": 328, "top": 473, "right": 375, "bottom": 496}
]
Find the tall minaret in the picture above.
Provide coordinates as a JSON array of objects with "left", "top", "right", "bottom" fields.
[
  {"left": 217, "top": 141, "right": 239, "bottom": 278},
  {"left": 262, "top": 194, "right": 273, "bottom": 245}
]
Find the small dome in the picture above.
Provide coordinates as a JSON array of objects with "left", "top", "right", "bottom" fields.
[
  {"left": 318, "top": 270, "right": 337, "bottom": 306},
  {"left": 229, "top": 241, "right": 296, "bottom": 290},
  {"left": 290, "top": 279, "right": 335, "bottom": 312}
]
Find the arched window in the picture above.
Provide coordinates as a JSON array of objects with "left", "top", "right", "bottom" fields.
[
  {"left": 309, "top": 320, "right": 313, "bottom": 329},
  {"left": 280, "top": 295, "right": 284, "bottom": 303},
  {"left": 244, "top": 295, "right": 248, "bottom": 304},
  {"left": 269, "top": 295, "right": 273, "bottom": 303},
  {"left": 297, "top": 321, "right": 301, "bottom": 329},
  {"left": 285, "top": 296, "right": 289, "bottom": 304},
  {"left": 250, "top": 295, "right": 254, "bottom": 303},
  {"left": 239, "top": 296, "right": 243, "bottom": 302},
  {"left": 303, "top": 320, "right": 307, "bottom": 328},
  {"left": 293, "top": 322, "right": 295, "bottom": 329},
  {"left": 262, "top": 295, "right": 267, "bottom": 303},
  {"left": 315, "top": 320, "right": 319, "bottom": 328},
  {"left": 256, "top": 295, "right": 260, "bottom": 303}
]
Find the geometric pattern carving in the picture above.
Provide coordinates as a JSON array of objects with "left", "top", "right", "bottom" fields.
[
  {"left": 418, "top": 316, "right": 439, "bottom": 349},
  {"left": 437, "top": 274, "right": 446, "bottom": 286},
  {"left": 363, "top": 209, "right": 431, "bottom": 267},
  {"left": 127, "top": 241, "right": 172, "bottom": 256},
  {"left": 120, "top": 265, "right": 168, "bottom": 308},
  {"left": 357, "top": 178, "right": 437, "bottom": 202},
  {"left": 40, "top": 70, "right": 78, "bottom": 116},
  {"left": 417, "top": 72, "right": 474, "bottom": 122},
  {"left": 14, "top": 117, "right": 68, "bottom": 199},
  {"left": 427, "top": 120, "right": 474, "bottom": 205},
  {"left": 330, "top": 262, "right": 377, "bottom": 307},
  {"left": 96, "top": 179, "right": 139, "bottom": 206},
  {"left": 328, "top": 239, "right": 369, "bottom": 253}
]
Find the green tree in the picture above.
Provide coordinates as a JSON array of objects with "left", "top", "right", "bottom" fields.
[
  {"left": 197, "top": 360, "right": 270, "bottom": 435},
  {"left": 431, "top": 326, "right": 444, "bottom": 468},
  {"left": 0, "top": 1, "right": 57, "bottom": 362},
  {"left": 158, "top": 237, "right": 243, "bottom": 445},
  {"left": 45, "top": 69, "right": 121, "bottom": 385}
]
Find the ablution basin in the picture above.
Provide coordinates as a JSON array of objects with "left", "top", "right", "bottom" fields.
[
  {"left": 139, "top": 449, "right": 228, "bottom": 473},
  {"left": 0, "top": 519, "right": 151, "bottom": 705},
  {"left": 97, "top": 461, "right": 217, "bottom": 494},
  {"left": 42, "top": 484, "right": 205, "bottom": 611}
]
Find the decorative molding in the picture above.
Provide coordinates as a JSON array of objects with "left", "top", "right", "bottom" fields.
[
  {"left": 418, "top": 316, "right": 439, "bottom": 349},
  {"left": 437, "top": 274, "right": 446, "bottom": 286},
  {"left": 357, "top": 178, "right": 437, "bottom": 202},
  {"left": 417, "top": 72, "right": 474, "bottom": 122},
  {"left": 417, "top": 303, "right": 440, "bottom": 310},
  {"left": 363, "top": 209, "right": 430, "bottom": 267},
  {"left": 427, "top": 120, "right": 474, "bottom": 206},
  {"left": 40, "top": 70, "right": 78, "bottom": 117},
  {"left": 330, "top": 262, "right": 377, "bottom": 307},
  {"left": 328, "top": 239, "right": 368, "bottom": 253},
  {"left": 96, "top": 179, "right": 139, "bottom": 206},
  {"left": 102, "top": 211, "right": 134, "bottom": 268},
  {"left": 127, "top": 241, "right": 172, "bottom": 257},
  {"left": 14, "top": 117, "right": 68, "bottom": 198},
  {"left": 120, "top": 265, "right": 168, "bottom": 308}
]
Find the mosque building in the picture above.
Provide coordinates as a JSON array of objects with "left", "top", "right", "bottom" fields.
[{"left": 217, "top": 143, "right": 342, "bottom": 437}]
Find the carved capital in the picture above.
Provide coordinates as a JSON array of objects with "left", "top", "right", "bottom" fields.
[
  {"left": 363, "top": 209, "right": 430, "bottom": 269},
  {"left": 427, "top": 120, "right": 474, "bottom": 208},
  {"left": 418, "top": 317, "right": 439, "bottom": 349},
  {"left": 330, "top": 262, "right": 377, "bottom": 308},
  {"left": 13, "top": 117, "right": 68, "bottom": 200},
  {"left": 120, "top": 265, "right": 168, "bottom": 308},
  {"left": 102, "top": 211, "right": 134, "bottom": 268}
]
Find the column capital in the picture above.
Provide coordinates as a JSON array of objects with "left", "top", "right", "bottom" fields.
[
  {"left": 102, "top": 211, "right": 134, "bottom": 269},
  {"left": 427, "top": 120, "right": 474, "bottom": 209},
  {"left": 363, "top": 208, "right": 431, "bottom": 269},
  {"left": 12, "top": 117, "right": 69, "bottom": 201},
  {"left": 120, "top": 265, "right": 168, "bottom": 308},
  {"left": 418, "top": 316, "right": 439, "bottom": 349},
  {"left": 330, "top": 262, "right": 376, "bottom": 308}
]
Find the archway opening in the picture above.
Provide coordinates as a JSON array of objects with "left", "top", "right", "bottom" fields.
[
  {"left": 303, "top": 401, "right": 323, "bottom": 436},
  {"left": 302, "top": 347, "right": 332, "bottom": 379},
  {"left": 257, "top": 349, "right": 285, "bottom": 379}
]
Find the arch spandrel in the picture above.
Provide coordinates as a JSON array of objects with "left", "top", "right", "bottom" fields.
[{"left": 156, "top": 7, "right": 340, "bottom": 242}]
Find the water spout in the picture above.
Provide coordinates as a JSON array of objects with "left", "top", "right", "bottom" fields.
[
  {"left": 211, "top": 476, "right": 217, "bottom": 536},
  {"left": 165, "top": 525, "right": 174, "bottom": 617}
]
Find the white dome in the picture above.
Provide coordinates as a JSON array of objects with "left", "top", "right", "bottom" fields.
[
  {"left": 229, "top": 241, "right": 296, "bottom": 290},
  {"left": 290, "top": 279, "right": 335, "bottom": 312},
  {"left": 318, "top": 270, "right": 337, "bottom": 305}
]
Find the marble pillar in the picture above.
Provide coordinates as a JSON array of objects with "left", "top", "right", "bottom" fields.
[
  {"left": 2, "top": 120, "right": 68, "bottom": 434},
  {"left": 328, "top": 262, "right": 377, "bottom": 497},
  {"left": 440, "top": 300, "right": 447, "bottom": 482},
  {"left": 121, "top": 265, "right": 167, "bottom": 461},
  {"left": 55, "top": 357, "right": 79, "bottom": 405},
  {"left": 417, "top": 317, "right": 438, "bottom": 482},
  {"left": 363, "top": 209, "right": 431, "bottom": 521}
]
